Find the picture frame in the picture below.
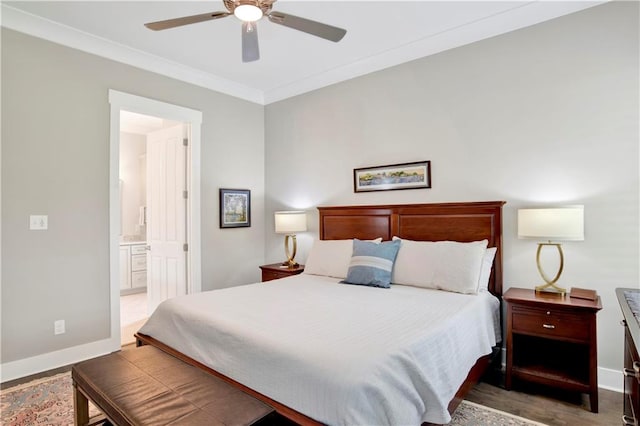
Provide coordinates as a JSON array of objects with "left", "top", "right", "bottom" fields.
[
  {"left": 354, "top": 161, "right": 431, "bottom": 193},
  {"left": 219, "top": 188, "right": 251, "bottom": 228}
]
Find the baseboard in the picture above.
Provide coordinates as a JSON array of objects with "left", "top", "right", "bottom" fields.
[
  {"left": 599, "top": 366, "right": 622, "bottom": 393},
  {"left": 0, "top": 337, "right": 119, "bottom": 383},
  {"left": 500, "top": 347, "right": 623, "bottom": 393}
]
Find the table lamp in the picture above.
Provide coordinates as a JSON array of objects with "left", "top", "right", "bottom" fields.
[
  {"left": 517, "top": 206, "right": 584, "bottom": 295},
  {"left": 274, "top": 211, "right": 307, "bottom": 268}
]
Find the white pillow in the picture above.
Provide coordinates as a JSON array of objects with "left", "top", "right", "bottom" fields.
[
  {"left": 478, "top": 247, "right": 497, "bottom": 292},
  {"left": 304, "top": 238, "right": 382, "bottom": 279},
  {"left": 391, "top": 237, "right": 488, "bottom": 294}
]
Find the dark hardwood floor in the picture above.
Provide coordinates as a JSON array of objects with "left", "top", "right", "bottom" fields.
[
  {"left": 466, "top": 372, "right": 621, "bottom": 426},
  {"left": 0, "top": 364, "right": 71, "bottom": 390}
]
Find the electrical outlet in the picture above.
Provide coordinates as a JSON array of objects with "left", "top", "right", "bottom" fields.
[
  {"left": 54, "top": 320, "right": 65, "bottom": 335},
  {"left": 30, "top": 215, "right": 48, "bottom": 230}
]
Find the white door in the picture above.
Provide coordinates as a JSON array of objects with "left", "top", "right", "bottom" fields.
[{"left": 146, "top": 124, "right": 187, "bottom": 314}]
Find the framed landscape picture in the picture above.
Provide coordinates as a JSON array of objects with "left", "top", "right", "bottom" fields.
[
  {"left": 354, "top": 161, "right": 431, "bottom": 193},
  {"left": 220, "top": 188, "right": 251, "bottom": 228}
]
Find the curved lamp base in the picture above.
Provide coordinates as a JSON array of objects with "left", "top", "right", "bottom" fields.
[
  {"left": 281, "top": 234, "right": 299, "bottom": 268},
  {"left": 534, "top": 242, "right": 566, "bottom": 296},
  {"left": 535, "top": 282, "right": 566, "bottom": 295}
]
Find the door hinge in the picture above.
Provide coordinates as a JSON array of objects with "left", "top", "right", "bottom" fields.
[
  {"left": 183, "top": 190, "right": 188, "bottom": 199},
  {"left": 183, "top": 243, "right": 188, "bottom": 252},
  {"left": 183, "top": 138, "right": 188, "bottom": 147}
]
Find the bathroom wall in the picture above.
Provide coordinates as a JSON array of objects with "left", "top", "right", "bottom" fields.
[{"left": 119, "top": 132, "right": 146, "bottom": 239}]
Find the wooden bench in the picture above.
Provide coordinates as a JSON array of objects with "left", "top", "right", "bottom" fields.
[{"left": 72, "top": 345, "right": 277, "bottom": 426}]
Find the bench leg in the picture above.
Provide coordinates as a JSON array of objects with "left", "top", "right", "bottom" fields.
[{"left": 73, "top": 381, "right": 90, "bottom": 426}]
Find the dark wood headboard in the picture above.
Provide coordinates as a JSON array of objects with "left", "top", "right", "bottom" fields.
[{"left": 318, "top": 201, "right": 506, "bottom": 296}]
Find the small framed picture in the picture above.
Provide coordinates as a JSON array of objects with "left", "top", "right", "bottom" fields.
[
  {"left": 354, "top": 161, "right": 431, "bottom": 192},
  {"left": 219, "top": 189, "right": 251, "bottom": 228}
]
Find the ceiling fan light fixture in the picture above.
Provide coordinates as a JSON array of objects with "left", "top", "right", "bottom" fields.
[
  {"left": 234, "top": 4, "right": 263, "bottom": 22},
  {"left": 145, "top": 0, "right": 347, "bottom": 62}
]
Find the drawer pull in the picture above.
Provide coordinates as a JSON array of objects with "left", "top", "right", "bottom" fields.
[
  {"left": 542, "top": 324, "right": 555, "bottom": 329},
  {"left": 623, "top": 368, "right": 638, "bottom": 378},
  {"left": 622, "top": 414, "right": 636, "bottom": 425},
  {"left": 634, "top": 361, "right": 640, "bottom": 375}
]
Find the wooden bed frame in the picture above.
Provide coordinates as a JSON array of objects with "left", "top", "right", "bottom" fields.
[{"left": 136, "top": 200, "right": 505, "bottom": 425}]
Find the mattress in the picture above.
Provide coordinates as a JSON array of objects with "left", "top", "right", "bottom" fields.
[{"left": 138, "top": 274, "right": 501, "bottom": 425}]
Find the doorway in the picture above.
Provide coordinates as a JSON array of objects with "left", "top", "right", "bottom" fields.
[
  {"left": 109, "top": 90, "right": 203, "bottom": 351},
  {"left": 119, "top": 112, "right": 187, "bottom": 345}
]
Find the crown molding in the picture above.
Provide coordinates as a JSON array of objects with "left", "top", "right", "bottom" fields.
[
  {"left": 262, "top": 1, "right": 605, "bottom": 104},
  {"left": 2, "top": 1, "right": 604, "bottom": 106},
  {"left": 1, "top": 4, "right": 265, "bottom": 104}
]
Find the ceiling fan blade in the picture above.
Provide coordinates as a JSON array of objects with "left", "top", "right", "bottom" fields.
[
  {"left": 242, "top": 21, "right": 260, "bottom": 63},
  {"left": 267, "top": 12, "right": 346, "bottom": 42},
  {"left": 145, "top": 11, "right": 230, "bottom": 31}
]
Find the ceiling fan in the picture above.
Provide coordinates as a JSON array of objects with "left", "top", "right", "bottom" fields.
[{"left": 144, "top": 0, "right": 347, "bottom": 63}]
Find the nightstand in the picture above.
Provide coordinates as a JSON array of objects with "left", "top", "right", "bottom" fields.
[
  {"left": 504, "top": 287, "right": 602, "bottom": 412},
  {"left": 259, "top": 263, "right": 305, "bottom": 282}
]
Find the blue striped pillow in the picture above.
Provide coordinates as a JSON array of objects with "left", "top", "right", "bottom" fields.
[{"left": 340, "top": 239, "right": 401, "bottom": 288}]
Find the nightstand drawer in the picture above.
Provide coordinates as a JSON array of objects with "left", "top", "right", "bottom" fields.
[
  {"left": 512, "top": 305, "right": 589, "bottom": 341},
  {"left": 262, "top": 269, "right": 291, "bottom": 282}
]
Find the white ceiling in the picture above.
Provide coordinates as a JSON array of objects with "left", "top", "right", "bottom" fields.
[{"left": 2, "top": 1, "right": 604, "bottom": 105}]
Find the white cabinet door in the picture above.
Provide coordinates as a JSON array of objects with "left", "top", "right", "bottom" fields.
[
  {"left": 131, "top": 271, "right": 147, "bottom": 288},
  {"left": 119, "top": 246, "right": 131, "bottom": 290},
  {"left": 130, "top": 244, "right": 147, "bottom": 255},
  {"left": 131, "top": 254, "right": 147, "bottom": 272}
]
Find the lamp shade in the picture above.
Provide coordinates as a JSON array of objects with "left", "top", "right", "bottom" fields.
[
  {"left": 517, "top": 206, "right": 584, "bottom": 241},
  {"left": 274, "top": 211, "right": 307, "bottom": 234}
]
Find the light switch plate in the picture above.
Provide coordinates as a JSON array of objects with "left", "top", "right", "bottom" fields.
[
  {"left": 30, "top": 215, "right": 48, "bottom": 230},
  {"left": 54, "top": 319, "right": 65, "bottom": 335}
]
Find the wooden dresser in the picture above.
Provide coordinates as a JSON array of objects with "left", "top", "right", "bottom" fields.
[
  {"left": 504, "top": 287, "right": 602, "bottom": 412},
  {"left": 617, "top": 288, "right": 640, "bottom": 426}
]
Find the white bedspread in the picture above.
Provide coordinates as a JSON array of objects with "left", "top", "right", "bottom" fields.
[{"left": 138, "top": 274, "right": 500, "bottom": 425}]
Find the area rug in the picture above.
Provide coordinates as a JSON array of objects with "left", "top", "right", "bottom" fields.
[
  {"left": 450, "top": 400, "right": 548, "bottom": 426},
  {"left": 1, "top": 372, "right": 547, "bottom": 425},
  {"left": 1, "top": 372, "right": 99, "bottom": 426}
]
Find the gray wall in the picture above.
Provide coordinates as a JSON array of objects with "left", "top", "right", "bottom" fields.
[
  {"left": 265, "top": 1, "right": 639, "bottom": 374},
  {"left": 1, "top": 29, "right": 265, "bottom": 363}
]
